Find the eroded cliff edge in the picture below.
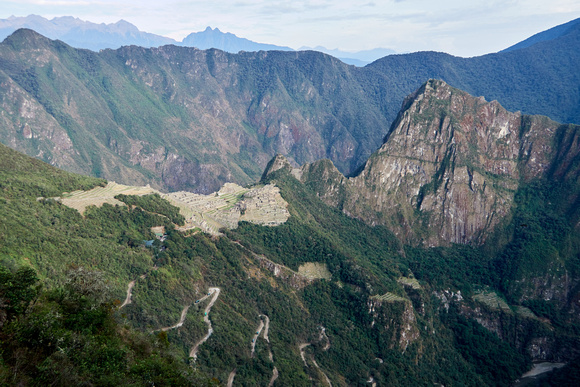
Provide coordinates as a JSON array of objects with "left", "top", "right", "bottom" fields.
[{"left": 272, "top": 79, "right": 580, "bottom": 247}]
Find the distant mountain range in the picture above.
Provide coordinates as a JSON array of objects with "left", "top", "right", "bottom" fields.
[
  {"left": 0, "top": 15, "right": 175, "bottom": 51},
  {"left": 0, "top": 17, "right": 578, "bottom": 195},
  {"left": 501, "top": 17, "right": 580, "bottom": 52},
  {"left": 0, "top": 15, "right": 395, "bottom": 65},
  {"left": 180, "top": 26, "right": 293, "bottom": 53}
]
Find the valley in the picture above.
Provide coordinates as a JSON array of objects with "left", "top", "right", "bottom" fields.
[{"left": 0, "top": 18, "right": 579, "bottom": 386}]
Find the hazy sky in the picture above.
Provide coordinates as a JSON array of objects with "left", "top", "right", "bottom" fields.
[{"left": 1, "top": 0, "right": 579, "bottom": 57}]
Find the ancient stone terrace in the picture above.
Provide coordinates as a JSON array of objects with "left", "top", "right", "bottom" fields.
[
  {"left": 163, "top": 182, "right": 290, "bottom": 235},
  {"left": 56, "top": 181, "right": 289, "bottom": 235}
]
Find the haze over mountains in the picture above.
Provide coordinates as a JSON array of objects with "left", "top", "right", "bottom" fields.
[
  {"left": 0, "top": 18, "right": 578, "bottom": 195},
  {"left": 0, "top": 15, "right": 394, "bottom": 65},
  {"left": 1, "top": 15, "right": 580, "bottom": 386}
]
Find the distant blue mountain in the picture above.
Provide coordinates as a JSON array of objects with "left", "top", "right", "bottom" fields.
[
  {"left": 180, "top": 27, "right": 294, "bottom": 52},
  {"left": 501, "top": 17, "right": 580, "bottom": 52},
  {"left": 180, "top": 28, "right": 396, "bottom": 65},
  {"left": 0, "top": 15, "right": 398, "bottom": 65},
  {"left": 0, "top": 15, "right": 175, "bottom": 50},
  {"left": 299, "top": 46, "right": 396, "bottom": 66}
]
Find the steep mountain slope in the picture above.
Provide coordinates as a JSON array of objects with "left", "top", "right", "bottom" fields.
[
  {"left": 1, "top": 19, "right": 579, "bottom": 195},
  {"left": 274, "top": 80, "right": 580, "bottom": 373},
  {"left": 0, "top": 29, "right": 392, "bottom": 192},
  {"left": 2, "top": 125, "right": 579, "bottom": 385},
  {"left": 501, "top": 17, "right": 580, "bottom": 52},
  {"left": 295, "top": 79, "right": 580, "bottom": 246}
]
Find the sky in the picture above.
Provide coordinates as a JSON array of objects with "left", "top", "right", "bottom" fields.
[{"left": 0, "top": 0, "right": 579, "bottom": 57}]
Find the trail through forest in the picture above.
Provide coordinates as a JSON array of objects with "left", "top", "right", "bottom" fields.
[
  {"left": 227, "top": 368, "right": 237, "bottom": 387},
  {"left": 119, "top": 273, "right": 147, "bottom": 309}
]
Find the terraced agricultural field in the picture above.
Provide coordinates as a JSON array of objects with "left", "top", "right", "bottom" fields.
[
  {"left": 57, "top": 181, "right": 289, "bottom": 235},
  {"left": 473, "top": 291, "right": 513, "bottom": 313},
  {"left": 398, "top": 277, "right": 421, "bottom": 290},
  {"left": 514, "top": 305, "right": 538, "bottom": 319},
  {"left": 370, "top": 292, "right": 407, "bottom": 303},
  {"left": 297, "top": 262, "right": 332, "bottom": 280},
  {"left": 58, "top": 181, "right": 157, "bottom": 213}
]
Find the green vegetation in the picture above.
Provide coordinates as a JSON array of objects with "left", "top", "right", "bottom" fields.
[
  {"left": 1, "top": 135, "right": 579, "bottom": 385},
  {"left": 0, "top": 265, "right": 218, "bottom": 386},
  {"left": 444, "top": 311, "right": 530, "bottom": 385},
  {"left": 0, "top": 143, "right": 105, "bottom": 199},
  {"left": 115, "top": 193, "right": 186, "bottom": 225}
]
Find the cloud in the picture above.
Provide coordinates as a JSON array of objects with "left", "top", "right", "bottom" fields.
[{"left": 1, "top": 0, "right": 579, "bottom": 56}]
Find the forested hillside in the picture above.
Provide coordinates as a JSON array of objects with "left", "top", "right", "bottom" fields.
[
  {"left": 1, "top": 139, "right": 579, "bottom": 385},
  {"left": 0, "top": 21, "right": 579, "bottom": 193}
]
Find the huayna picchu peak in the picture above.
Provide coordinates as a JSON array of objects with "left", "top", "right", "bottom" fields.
[{"left": 296, "top": 79, "right": 580, "bottom": 246}]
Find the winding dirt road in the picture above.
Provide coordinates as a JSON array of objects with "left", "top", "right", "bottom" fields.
[
  {"left": 299, "top": 343, "right": 310, "bottom": 367},
  {"left": 251, "top": 319, "right": 265, "bottom": 357},
  {"left": 190, "top": 287, "right": 221, "bottom": 360},
  {"left": 260, "top": 314, "right": 270, "bottom": 342},
  {"left": 320, "top": 326, "right": 330, "bottom": 351},
  {"left": 299, "top": 341, "right": 332, "bottom": 386},
  {"left": 119, "top": 280, "right": 136, "bottom": 308},
  {"left": 158, "top": 305, "right": 191, "bottom": 332},
  {"left": 268, "top": 367, "right": 279, "bottom": 387},
  {"left": 119, "top": 274, "right": 147, "bottom": 309}
]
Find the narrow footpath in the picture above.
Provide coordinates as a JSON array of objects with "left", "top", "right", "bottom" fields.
[{"left": 227, "top": 368, "right": 237, "bottom": 387}]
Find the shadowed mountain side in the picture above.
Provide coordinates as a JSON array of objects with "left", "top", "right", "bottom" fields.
[
  {"left": 275, "top": 80, "right": 580, "bottom": 247},
  {"left": 1, "top": 21, "right": 579, "bottom": 194}
]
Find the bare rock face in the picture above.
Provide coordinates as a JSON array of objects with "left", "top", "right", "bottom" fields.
[{"left": 300, "top": 80, "right": 578, "bottom": 246}]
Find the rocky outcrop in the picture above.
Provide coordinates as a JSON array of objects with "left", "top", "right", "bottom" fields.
[
  {"left": 368, "top": 294, "right": 420, "bottom": 352},
  {"left": 299, "top": 80, "right": 580, "bottom": 246},
  {"left": 254, "top": 254, "right": 313, "bottom": 289}
]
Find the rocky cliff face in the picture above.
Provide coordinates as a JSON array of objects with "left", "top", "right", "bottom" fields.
[
  {"left": 2, "top": 25, "right": 580, "bottom": 195},
  {"left": 299, "top": 80, "right": 580, "bottom": 246},
  {"left": 0, "top": 30, "right": 393, "bottom": 193}
]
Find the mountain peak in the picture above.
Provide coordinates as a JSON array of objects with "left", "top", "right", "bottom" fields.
[
  {"left": 261, "top": 154, "right": 293, "bottom": 181},
  {"left": 501, "top": 17, "right": 580, "bottom": 52},
  {"left": 3, "top": 28, "right": 51, "bottom": 48},
  {"left": 300, "top": 80, "right": 579, "bottom": 246}
]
